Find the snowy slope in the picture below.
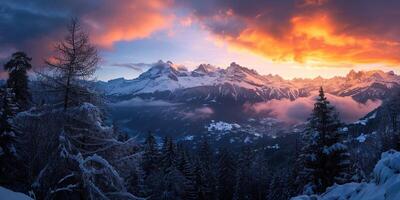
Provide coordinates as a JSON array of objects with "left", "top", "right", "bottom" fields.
[
  {"left": 292, "top": 150, "right": 400, "bottom": 200},
  {"left": 0, "top": 187, "right": 32, "bottom": 200}
]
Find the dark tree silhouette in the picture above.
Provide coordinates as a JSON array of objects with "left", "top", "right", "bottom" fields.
[
  {"left": 42, "top": 18, "right": 99, "bottom": 110},
  {"left": 298, "top": 87, "right": 352, "bottom": 194},
  {"left": 4, "top": 51, "right": 32, "bottom": 108}
]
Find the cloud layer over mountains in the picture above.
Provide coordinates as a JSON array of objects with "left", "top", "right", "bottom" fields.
[{"left": 246, "top": 92, "right": 381, "bottom": 123}]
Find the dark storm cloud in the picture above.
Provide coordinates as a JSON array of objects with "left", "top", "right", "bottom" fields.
[
  {"left": 0, "top": 0, "right": 171, "bottom": 67},
  {"left": 0, "top": 0, "right": 98, "bottom": 47}
]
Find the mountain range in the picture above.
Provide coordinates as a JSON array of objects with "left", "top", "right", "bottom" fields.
[
  {"left": 99, "top": 60, "right": 399, "bottom": 104},
  {"left": 97, "top": 60, "right": 398, "bottom": 142}
]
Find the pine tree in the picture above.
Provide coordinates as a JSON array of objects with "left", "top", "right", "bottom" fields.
[
  {"left": 216, "top": 148, "right": 236, "bottom": 200},
  {"left": 0, "top": 88, "right": 20, "bottom": 186},
  {"left": 298, "top": 87, "right": 352, "bottom": 194},
  {"left": 350, "top": 160, "right": 367, "bottom": 182},
  {"left": 3, "top": 52, "right": 32, "bottom": 109},
  {"left": 159, "top": 136, "right": 186, "bottom": 200},
  {"left": 197, "top": 138, "right": 215, "bottom": 200},
  {"left": 0, "top": 88, "right": 19, "bottom": 158},
  {"left": 181, "top": 151, "right": 198, "bottom": 200},
  {"left": 267, "top": 172, "right": 289, "bottom": 200},
  {"left": 250, "top": 152, "right": 271, "bottom": 200},
  {"left": 233, "top": 147, "right": 253, "bottom": 200},
  {"left": 387, "top": 91, "right": 400, "bottom": 150},
  {"left": 161, "top": 136, "right": 176, "bottom": 171},
  {"left": 142, "top": 132, "right": 159, "bottom": 175},
  {"left": 176, "top": 143, "right": 186, "bottom": 172}
]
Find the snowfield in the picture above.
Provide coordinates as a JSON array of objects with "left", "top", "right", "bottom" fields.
[
  {"left": 207, "top": 120, "right": 241, "bottom": 132},
  {"left": 292, "top": 150, "right": 400, "bottom": 200},
  {"left": 0, "top": 187, "right": 32, "bottom": 200}
]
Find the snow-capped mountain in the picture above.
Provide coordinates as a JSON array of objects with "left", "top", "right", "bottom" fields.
[
  {"left": 293, "top": 69, "right": 400, "bottom": 102},
  {"left": 98, "top": 60, "right": 399, "bottom": 139},
  {"left": 99, "top": 60, "right": 400, "bottom": 104},
  {"left": 99, "top": 60, "right": 306, "bottom": 103}
]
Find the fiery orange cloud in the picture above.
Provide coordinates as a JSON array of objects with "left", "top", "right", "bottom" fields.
[
  {"left": 84, "top": 0, "right": 173, "bottom": 48},
  {"left": 207, "top": 12, "right": 400, "bottom": 66}
]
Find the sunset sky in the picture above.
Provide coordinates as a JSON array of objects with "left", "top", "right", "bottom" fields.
[{"left": 1, "top": 0, "right": 400, "bottom": 80}]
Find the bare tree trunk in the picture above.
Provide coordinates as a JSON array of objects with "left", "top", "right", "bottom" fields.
[
  {"left": 63, "top": 20, "right": 76, "bottom": 111},
  {"left": 63, "top": 74, "right": 71, "bottom": 111}
]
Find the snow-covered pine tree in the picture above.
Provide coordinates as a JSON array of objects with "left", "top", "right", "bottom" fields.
[
  {"left": 22, "top": 103, "right": 144, "bottom": 200},
  {"left": 350, "top": 160, "right": 367, "bottom": 182},
  {"left": 0, "top": 88, "right": 19, "bottom": 157},
  {"left": 3, "top": 52, "right": 32, "bottom": 109},
  {"left": 0, "top": 88, "right": 20, "bottom": 186},
  {"left": 216, "top": 148, "right": 236, "bottom": 200},
  {"left": 298, "top": 87, "right": 352, "bottom": 194}
]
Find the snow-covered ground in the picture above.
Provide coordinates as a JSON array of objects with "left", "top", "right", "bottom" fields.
[
  {"left": 292, "top": 150, "right": 400, "bottom": 200},
  {"left": 0, "top": 187, "right": 32, "bottom": 200},
  {"left": 356, "top": 133, "right": 367, "bottom": 143},
  {"left": 207, "top": 120, "right": 241, "bottom": 132}
]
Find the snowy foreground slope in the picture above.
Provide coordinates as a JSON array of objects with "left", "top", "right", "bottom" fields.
[
  {"left": 292, "top": 150, "right": 400, "bottom": 200},
  {"left": 0, "top": 187, "right": 32, "bottom": 200}
]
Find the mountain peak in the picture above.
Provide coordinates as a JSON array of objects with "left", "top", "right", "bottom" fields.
[
  {"left": 226, "top": 62, "right": 259, "bottom": 76},
  {"left": 193, "top": 64, "right": 218, "bottom": 76},
  {"left": 138, "top": 60, "right": 180, "bottom": 80},
  {"left": 345, "top": 69, "right": 394, "bottom": 81}
]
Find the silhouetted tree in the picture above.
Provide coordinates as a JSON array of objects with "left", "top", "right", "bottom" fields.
[
  {"left": 42, "top": 18, "right": 99, "bottom": 110},
  {"left": 233, "top": 147, "right": 253, "bottom": 200},
  {"left": 142, "top": 132, "right": 159, "bottom": 175},
  {"left": 0, "top": 88, "right": 20, "bottom": 186},
  {"left": 4, "top": 51, "right": 32, "bottom": 108},
  {"left": 181, "top": 151, "right": 198, "bottom": 200},
  {"left": 298, "top": 87, "right": 352, "bottom": 194},
  {"left": 197, "top": 138, "right": 215, "bottom": 199},
  {"left": 216, "top": 149, "right": 236, "bottom": 200}
]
